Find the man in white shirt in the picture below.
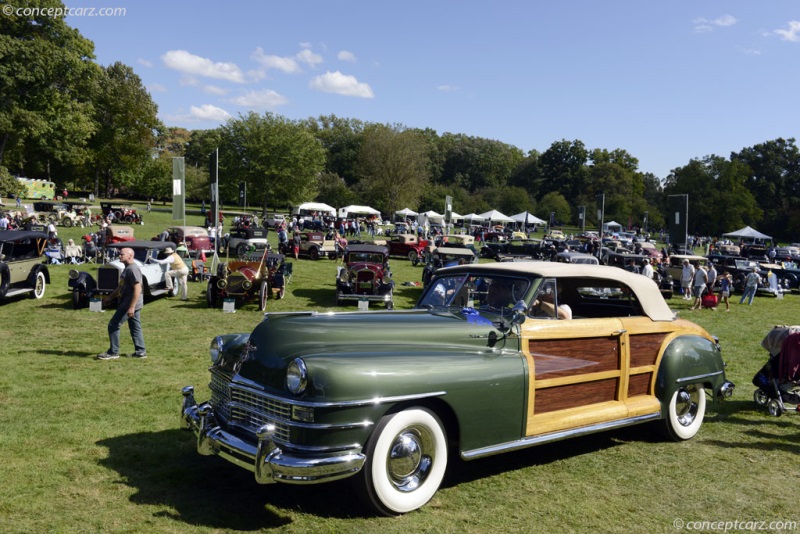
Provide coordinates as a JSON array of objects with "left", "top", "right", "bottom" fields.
[{"left": 641, "top": 258, "right": 654, "bottom": 279}]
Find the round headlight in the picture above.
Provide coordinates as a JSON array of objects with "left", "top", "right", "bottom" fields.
[
  {"left": 210, "top": 336, "right": 224, "bottom": 364},
  {"left": 242, "top": 280, "right": 252, "bottom": 290},
  {"left": 286, "top": 358, "right": 307, "bottom": 395}
]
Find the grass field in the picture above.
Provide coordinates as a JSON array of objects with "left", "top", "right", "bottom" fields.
[{"left": 1, "top": 204, "right": 799, "bottom": 533}]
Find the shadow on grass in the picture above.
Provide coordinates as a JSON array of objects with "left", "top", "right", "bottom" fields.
[
  {"left": 97, "top": 430, "right": 370, "bottom": 529},
  {"left": 291, "top": 287, "right": 337, "bottom": 308}
]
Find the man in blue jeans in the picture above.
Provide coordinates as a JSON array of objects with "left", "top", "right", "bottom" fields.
[
  {"left": 739, "top": 266, "right": 761, "bottom": 306},
  {"left": 97, "top": 247, "right": 147, "bottom": 360}
]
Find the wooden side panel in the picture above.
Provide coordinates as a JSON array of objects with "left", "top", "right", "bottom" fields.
[
  {"left": 529, "top": 338, "right": 619, "bottom": 380},
  {"left": 533, "top": 378, "right": 618, "bottom": 414},
  {"left": 629, "top": 333, "right": 666, "bottom": 367},
  {"left": 627, "top": 373, "right": 652, "bottom": 397}
]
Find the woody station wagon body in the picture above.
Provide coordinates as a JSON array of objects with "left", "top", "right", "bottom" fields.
[{"left": 180, "top": 263, "right": 734, "bottom": 516}]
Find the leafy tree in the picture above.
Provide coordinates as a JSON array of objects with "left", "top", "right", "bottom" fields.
[
  {"left": 437, "top": 133, "right": 524, "bottom": 192},
  {"left": 538, "top": 192, "right": 571, "bottom": 226},
  {"left": 316, "top": 172, "right": 358, "bottom": 208},
  {"left": 537, "top": 140, "right": 588, "bottom": 201},
  {"left": 303, "top": 115, "right": 364, "bottom": 187},
  {"left": 0, "top": 0, "right": 98, "bottom": 176},
  {"left": 219, "top": 112, "right": 325, "bottom": 212},
  {"left": 585, "top": 162, "right": 647, "bottom": 230},
  {"left": 86, "top": 62, "right": 159, "bottom": 196},
  {"left": 731, "top": 138, "right": 800, "bottom": 239},
  {"left": 357, "top": 124, "right": 430, "bottom": 215},
  {"left": 0, "top": 166, "right": 23, "bottom": 199}
]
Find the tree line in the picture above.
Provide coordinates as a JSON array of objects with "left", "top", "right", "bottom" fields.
[{"left": 2, "top": 2, "right": 798, "bottom": 240}]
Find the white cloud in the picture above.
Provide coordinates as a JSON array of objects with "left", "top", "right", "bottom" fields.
[
  {"left": 162, "top": 50, "right": 246, "bottom": 83},
  {"left": 774, "top": 20, "right": 800, "bottom": 42},
  {"left": 297, "top": 48, "right": 323, "bottom": 67},
  {"left": 138, "top": 58, "right": 153, "bottom": 68},
  {"left": 309, "top": 71, "right": 374, "bottom": 98},
  {"left": 148, "top": 83, "right": 167, "bottom": 93},
  {"left": 437, "top": 84, "right": 459, "bottom": 92},
  {"left": 251, "top": 47, "right": 301, "bottom": 74},
  {"left": 189, "top": 104, "right": 231, "bottom": 122},
  {"left": 693, "top": 14, "right": 737, "bottom": 33},
  {"left": 338, "top": 50, "right": 357, "bottom": 62},
  {"left": 229, "top": 89, "right": 289, "bottom": 109},
  {"left": 203, "top": 85, "right": 228, "bottom": 96}
]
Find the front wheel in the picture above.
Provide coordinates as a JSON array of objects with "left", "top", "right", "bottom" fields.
[
  {"left": 357, "top": 408, "right": 448, "bottom": 516},
  {"left": 206, "top": 281, "right": 218, "bottom": 308},
  {"left": 31, "top": 271, "right": 46, "bottom": 299},
  {"left": 309, "top": 247, "right": 320, "bottom": 261},
  {"left": 258, "top": 281, "right": 268, "bottom": 311},
  {"left": 407, "top": 250, "right": 418, "bottom": 263},
  {"left": 753, "top": 389, "right": 769, "bottom": 407},
  {"left": 61, "top": 217, "right": 73, "bottom": 228},
  {"left": 661, "top": 384, "right": 706, "bottom": 441}
]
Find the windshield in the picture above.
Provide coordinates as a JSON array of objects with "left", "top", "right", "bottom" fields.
[{"left": 418, "top": 274, "right": 531, "bottom": 313}]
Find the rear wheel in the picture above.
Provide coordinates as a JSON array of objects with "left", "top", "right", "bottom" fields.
[
  {"left": 407, "top": 250, "right": 418, "bottom": 263},
  {"left": 768, "top": 399, "right": 784, "bottom": 417},
  {"left": 309, "top": 247, "right": 320, "bottom": 261},
  {"left": 72, "top": 290, "right": 84, "bottom": 309},
  {"left": 357, "top": 408, "right": 448, "bottom": 516},
  {"left": 661, "top": 384, "right": 706, "bottom": 441}
]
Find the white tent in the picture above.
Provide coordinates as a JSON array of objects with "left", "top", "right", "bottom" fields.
[
  {"left": 419, "top": 210, "right": 444, "bottom": 223},
  {"left": 603, "top": 220, "right": 623, "bottom": 233},
  {"left": 478, "top": 209, "right": 514, "bottom": 223},
  {"left": 449, "top": 211, "right": 463, "bottom": 221},
  {"left": 395, "top": 207, "right": 418, "bottom": 217},
  {"left": 511, "top": 211, "right": 547, "bottom": 225},
  {"left": 293, "top": 202, "right": 336, "bottom": 216},
  {"left": 338, "top": 204, "right": 381, "bottom": 218},
  {"left": 723, "top": 225, "right": 772, "bottom": 242},
  {"left": 462, "top": 213, "right": 485, "bottom": 223}
]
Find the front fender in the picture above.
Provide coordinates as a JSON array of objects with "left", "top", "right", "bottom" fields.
[
  {"left": 655, "top": 335, "right": 727, "bottom": 413},
  {"left": 68, "top": 271, "right": 97, "bottom": 292}
]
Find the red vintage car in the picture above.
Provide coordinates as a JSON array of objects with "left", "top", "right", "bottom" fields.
[
  {"left": 335, "top": 244, "right": 394, "bottom": 309},
  {"left": 386, "top": 233, "right": 430, "bottom": 263}
]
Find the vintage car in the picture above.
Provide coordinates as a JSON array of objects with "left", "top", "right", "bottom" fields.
[
  {"left": 555, "top": 251, "right": 599, "bottom": 265},
  {"left": 421, "top": 246, "right": 478, "bottom": 287},
  {"left": 221, "top": 227, "right": 269, "bottom": 257},
  {"left": 278, "top": 231, "right": 335, "bottom": 260},
  {"left": 386, "top": 233, "right": 430, "bottom": 263},
  {"left": 481, "top": 239, "right": 544, "bottom": 261},
  {"left": 105, "top": 225, "right": 135, "bottom": 245},
  {"left": 180, "top": 263, "right": 734, "bottom": 516},
  {"left": 207, "top": 251, "right": 287, "bottom": 310},
  {"left": 663, "top": 255, "right": 709, "bottom": 290},
  {"left": 32, "top": 201, "right": 83, "bottom": 227},
  {"left": 335, "top": 244, "right": 394, "bottom": 309},
  {"left": 100, "top": 202, "right": 143, "bottom": 224},
  {"left": 705, "top": 255, "right": 774, "bottom": 293},
  {"left": 68, "top": 240, "right": 177, "bottom": 308},
  {"left": 0, "top": 230, "right": 50, "bottom": 300},
  {"left": 437, "top": 234, "right": 478, "bottom": 260},
  {"left": 163, "top": 226, "right": 213, "bottom": 257}
]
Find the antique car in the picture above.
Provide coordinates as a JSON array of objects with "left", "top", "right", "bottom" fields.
[
  {"left": 437, "top": 234, "right": 478, "bottom": 260},
  {"left": 105, "top": 225, "right": 135, "bottom": 245},
  {"left": 100, "top": 202, "right": 143, "bottom": 224},
  {"left": 32, "top": 201, "right": 83, "bottom": 227},
  {"left": 206, "top": 251, "right": 287, "bottom": 310},
  {"left": 221, "top": 227, "right": 269, "bottom": 257},
  {"left": 421, "top": 246, "right": 478, "bottom": 287},
  {"left": 162, "top": 226, "right": 213, "bottom": 257},
  {"left": 180, "top": 263, "right": 734, "bottom": 516},
  {"left": 705, "top": 255, "right": 773, "bottom": 293},
  {"left": 278, "top": 231, "right": 335, "bottom": 261},
  {"left": 663, "top": 255, "right": 709, "bottom": 290},
  {"left": 481, "top": 239, "right": 544, "bottom": 261},
  {"left": 0, "top": 230, "right": 50, "bottom": 300},
  {"left": 387, "top": 233, "right": 430, "bottom": 263},
  {"left": 68, "top": 241, "right": 177, "bottom": 308},
  {"left": 555, "top": 251, "right": 599, "bottom": 265},
  {"left": 335, "top": 244, "right": 394, "bottom": 309}
]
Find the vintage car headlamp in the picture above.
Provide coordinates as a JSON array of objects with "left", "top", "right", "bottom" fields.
[
  {"left": 338, "top": 269, "right": 349, "bottom": 283},
  {"left": 217, "top": 279, "right": 227, "bottom": 289},
  {"left": 242, "top": 280, "right": 253, "bottom": 290},
  {"left": 210, "top": 336, "right": 224, "bottom": 364},
  {"left": 68, "top": 269, "right": 80, "bottom": 280},
  {"left": 286, "top": 358, "right": 307, "bottom": 395}
]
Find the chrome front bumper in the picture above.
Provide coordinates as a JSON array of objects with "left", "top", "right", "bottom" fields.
[{"left": 180, "top": 386, "right": 365, "bottom": 485}]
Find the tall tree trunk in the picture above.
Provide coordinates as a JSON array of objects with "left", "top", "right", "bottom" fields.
[{"left": 0, "top": 132, "right": 8, "bottom": 165}]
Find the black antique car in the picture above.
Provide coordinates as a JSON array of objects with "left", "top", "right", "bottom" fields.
[
  {"left": 480, "top": 239, "right": 543, "bottom": 261},
  {"left": 207, "top": 251, "right": 288, "bottom": 310},
  {"left": 0, "top": 230, "right": 50, "bottom": 300},
  {"left": 336, "top": 244, "right": 393, "bottom": 309},
  {"left": 422, "top": 246, "right": 477, "bottom": 287}
]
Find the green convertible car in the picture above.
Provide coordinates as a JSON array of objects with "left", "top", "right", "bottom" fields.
[{"left": 180, "top": 262, "right": 735, "bottom": 515}]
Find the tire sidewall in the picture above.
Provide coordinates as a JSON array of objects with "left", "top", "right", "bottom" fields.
[{"left": 665, "top": 385, "right": 706, "bottom": 440}]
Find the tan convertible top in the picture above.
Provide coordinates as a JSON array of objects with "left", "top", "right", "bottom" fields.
[{"left": 439, "top": 262, "right": 676, "bottom": 321}]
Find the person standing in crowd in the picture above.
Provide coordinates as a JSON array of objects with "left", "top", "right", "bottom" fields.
[
  {"left": 680, "top": 259, "right": 694, "bottom": 300},
  {"left": 706, "top": 263, "right": 718, "bottom": 296},
  {"left": 690, "top": 263, "right": 708, "bottom": 310},
  {"left": 641, "top": 258, "right": 654, "bottom": 279},
  {"left": 718, "top": 271, "right": 732, "bottom": 311},
  {"left": 155, "top": 246, "right": 189, "bottom": 301},
  {"left": 97, "top": 247, "right": 146, "bottom": 360},
  {"left": 740, "top": 267, "right": 761, "bottom": 305}
]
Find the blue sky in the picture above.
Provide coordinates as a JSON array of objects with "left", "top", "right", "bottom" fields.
[{"left": 66, "top": 1, "right": 799, "bottom": 180}]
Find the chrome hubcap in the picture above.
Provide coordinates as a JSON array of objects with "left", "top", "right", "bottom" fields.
[
  {"left": 675, "top": 387, "right": 698, "bottom": 427},
  {"left": 387, "top": 427, "right": 435, "bottom": 492}
]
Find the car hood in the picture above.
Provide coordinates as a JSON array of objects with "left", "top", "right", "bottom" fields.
[{"left": 237, "top": 309, "right": 512, "bottom": 393}]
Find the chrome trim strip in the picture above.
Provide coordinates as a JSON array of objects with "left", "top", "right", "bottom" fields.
[
  {"left": 461, "top": 413, "right": 662, "bottom": 460},
  {"left": 226, "top": 381, "right": 447, "bottom": 409},
  {"left": 675, "top": 370, "right": 724, "bottom": 384}
]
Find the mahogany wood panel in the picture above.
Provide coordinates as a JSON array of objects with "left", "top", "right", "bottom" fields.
[
  {"left": 627, "top": 373, "right": 652, "bottom": 397},
  {"left": 534, "top": 378, "right": 618, "bottom": 414},
  {"left": 530, "top": 338, "right": 619, "bottom": 380},
  {"left": 629, "top": 333, "right": 666, "bottom": 367}
]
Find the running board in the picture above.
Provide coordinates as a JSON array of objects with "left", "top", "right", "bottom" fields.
[
  {"left": 461, "top": 413, "right": 661, "bottom": 460},
  {"left": 3, "top": 287, "right": 33, "bottom": 298}
]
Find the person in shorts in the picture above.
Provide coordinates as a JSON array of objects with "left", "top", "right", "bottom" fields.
[{"left": 718, "top": 271, "right": 732, "bottom": 311}]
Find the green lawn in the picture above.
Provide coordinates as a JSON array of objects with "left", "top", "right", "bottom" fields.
[{"left": 1, "top": 205, "right": 798, "bottom": 533}]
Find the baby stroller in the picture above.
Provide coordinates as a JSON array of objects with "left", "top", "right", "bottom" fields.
[{"left": 752, "top": 325, "right": 800, "bottom": 416}]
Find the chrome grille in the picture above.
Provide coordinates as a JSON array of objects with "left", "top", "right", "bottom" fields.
[{"left": 209, "top": 368, "right": 291, "bottom": 443}]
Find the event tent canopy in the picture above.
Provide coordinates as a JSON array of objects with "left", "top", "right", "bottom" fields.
[
  {"left": 419, "top": 210, "right": 444, "bottom": 223},
  {"left": 462, "top": 213, "right": 485, "bottom": 222},
  {"left": 293, "top": 202, "right": 336, "bottom": 216},
  {"left": 722, "top": 226, "right": 772, "bottom": 242},
  {"left": 478, "top": 209, "right": 514, "bottom": 223},
  {"left": 450, "top": 212, "right": 463, "bottom": 220},
  {"left": 603, "top": 221, "right": 623, "bottom": 232},
  {"left": 395, "top": 208, "right": 418, "bottom": 217},
  {"left": 511, "top": 211, "right": 547, "bottom": 225},
  {"left": 338, "top": 205, "right": 381, "bottom": 217}
]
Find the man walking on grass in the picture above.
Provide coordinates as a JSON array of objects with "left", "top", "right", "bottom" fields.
[{"left": 97, "top": 247, "right": 147, "bottom": 360}]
